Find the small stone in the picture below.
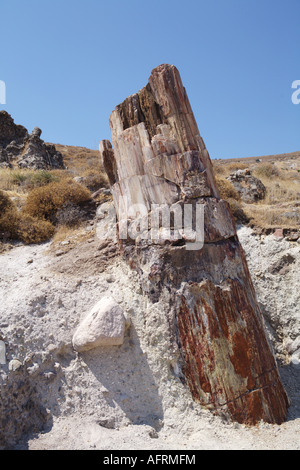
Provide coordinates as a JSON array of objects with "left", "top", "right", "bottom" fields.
[
  {"left": 273, "top": 228, "right": 284, "bottom": 239},
  {"left": 291, "top": 356, "right": 300, "bottom": 366},
  {"left": 27, "top": 362, "right": 40, "bottom": 375},
  {"left": 42, "top": 371, "right": 56, "bottom": 381},
  {"left": 27, "top": 259, "right": 33, "bottom": 264},
  {"left": 9, "top": 359, "right": 22, "bottom": 371},
  {"left": 286, "top": 232, "right": 300, "bottom": 242},
  {"left": 149, "top": 429, "right": 159, "bottom": 439},
  {"left": 72, "top": 296, "right": 126, "bottom": 352}
]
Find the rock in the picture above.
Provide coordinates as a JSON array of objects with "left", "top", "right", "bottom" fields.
[
  {"left": 268, "top": 253, "right": 296, "bottom": 275},
  {"left": 73, "top": 176, "right": 85, "bottom": 183},
  {"left": 273, "top": 228, "right": 284, "bottom": 239},
  {"left": 100, "top": 64, "right": 289, "bottom": 425},
  {"left": 226, "top": 169, "right": 266, "bottom": 203},
  {"left": 91, "top": 187, "right": 111, "bottom": 199},
  {"left": 285, "top": 232, "right": 300, "bottom": 241},
  {"left": 0, "top": 111, "right": 64, "bottom": 170},
  {"left": 72, "top": 296, "right": 126, "bottom": 352},
  {"left": 8, "top": 359, "right": 22, "bottom": 372},
  {"left": 55, "top": 250, "right": 64, "bottom": 257}
]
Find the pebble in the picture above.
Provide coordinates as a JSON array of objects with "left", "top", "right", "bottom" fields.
[{"left": 8, "top": 359, "right": 22, "bottom": 371}]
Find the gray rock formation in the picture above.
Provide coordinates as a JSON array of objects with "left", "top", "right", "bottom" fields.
[
  {"left": 0, "top": 111, "right": 64, "bottom": 169},
  {"left": 226, "top": 169, "right": 266, "bottom": 203}
]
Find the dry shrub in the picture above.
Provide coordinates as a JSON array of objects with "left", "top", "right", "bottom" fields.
[
  {"left": 0, "top": 190, "right": 54, "bottom": 243},
  {"left": 213, "top": 161, "right": 249, "bottom": 176},
  {"left": 214, "top": 176, "right": 248, "bottom": 223},
  {"left": 0, "top": 168, "right": 60, "bottom": 193},
  {"left": 0, "top": 205, "right": 19, "bottom": 238},
  {"left": 244, "top": 204, "right": 300, "bottom": 230},
  {"left": 226, "top": 162, "right": 249, "bottom": 173},
  {"left": 81, "top": 167, "right": 109, "bottom": 192},
  {"left": 17, "top": 214, "right": 55, "bottom": 244},
  {"left": 55, "top": 202, "right": 86, "bottom": 227},
  {"left": 0, "top": 189, "right": 14, "bottom": 214},
  {"left": 24, "top": 180, "right": 91, "bottom": 221},
  {"left": 227, "top": 198, "right": 249, "bottom": 224},
  {"left": 215, "top": 176, "right": 240, "bottom": 201},
  {"left": 254, "top": 163, "right": 280, "bottom": 179}
]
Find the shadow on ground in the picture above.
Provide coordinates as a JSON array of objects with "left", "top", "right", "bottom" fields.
[
  {"left": 279, "top": 362, "right": 300, "bottom": 422},
  {"left": 80, "top": 323, "right": 164, "bottom": 431}
]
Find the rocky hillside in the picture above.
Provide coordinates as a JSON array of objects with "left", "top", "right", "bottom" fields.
[
  {"left": 0, "top": 111, "right": 64, "bottom": 170},
  {"left": 213, "top": 151, "right": 300, "bottom": 235},
  {"left": 0, "top": 153, "right": 299, "bottom": 448},
  {"left": 0, "top": 70, "right": 299, "bottom": 449}
]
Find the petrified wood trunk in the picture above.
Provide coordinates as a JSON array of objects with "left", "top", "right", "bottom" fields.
[{"left": 100, "top": 64, "right": 289, "bottom": 425}]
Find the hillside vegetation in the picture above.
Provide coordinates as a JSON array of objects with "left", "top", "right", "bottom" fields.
[
  {"left": 213, "top": 150, "right": 300, "bottom": 232},
  {"left": 0, "top": 144, "right": 299, "bottom": 248},
  {"left": 0, "top": 144, "right": 109, "bottom": 247}
]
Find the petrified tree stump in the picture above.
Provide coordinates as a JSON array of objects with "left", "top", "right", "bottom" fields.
[{"left": 100, "top": 64, "right": 289, "bottom": 425}]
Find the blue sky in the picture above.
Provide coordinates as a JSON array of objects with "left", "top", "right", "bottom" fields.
[{"left": 0, "top": 0, "right": 299, "bottom": 158}]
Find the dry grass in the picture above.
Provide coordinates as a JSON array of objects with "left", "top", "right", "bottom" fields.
[
  {"left": 0, "top": 190, "right": 55, "bottom": 244},
  {"left": 24, "top": 179, "right": 91, "bottom": 221},
  {"left": 213, "top": 152, "right": 300, "bottom": 230},
  {"left": 0, "top": 168, "right": 60, "bottom": 193},
  {"left": 242, "top": 204, "right": 300, "bottom": 230},
  {"left": 215, "top": 176, "right": 240, "bottom": 201},
  {"left": 48, "top": 224, "right": 96, "bottom": 254},
  {"left": 213, "top": 161, "right": 249, "bottom": 177},
  {"left": 0, "top": 144, "right": 107, "bottom": 245},
  {"left": 52, "top": 144, "right": 109, "bottom": 188}
]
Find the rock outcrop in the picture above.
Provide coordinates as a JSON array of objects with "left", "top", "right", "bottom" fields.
[
  {"left": 226, "top": 169, "right": 266, "bottom": 203},
  {"left": 100, "top": 64, "right": 289, "bottom": 425},
  {"left": 0, "top": 111, "right": 64, "bottom": 169}
]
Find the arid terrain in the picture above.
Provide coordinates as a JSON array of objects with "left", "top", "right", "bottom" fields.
[{"left": 0, "top": 142, "right": 299, "bottom": 450}]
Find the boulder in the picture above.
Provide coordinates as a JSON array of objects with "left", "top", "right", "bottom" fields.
[
  {"left": 226, "top": 169, "right": 266, "bottom": 203},
  {"left": 72, "top": 297, "right": 126, "bottom": 352}
]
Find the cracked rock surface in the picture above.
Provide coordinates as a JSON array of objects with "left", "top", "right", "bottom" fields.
[
  {"left": 100, "top": 64, "right": 289, "bottom": 425},
  {"left": 0, "top": 111, "right": 64, "bottom": 169}
]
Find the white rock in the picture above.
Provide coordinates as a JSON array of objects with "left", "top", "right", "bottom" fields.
[
  {"left": 9, "top": 359, "right": 22, "bottom": 371},
  {"left": 72, "top": 297, "right": 126, "bottom": 352},
  {"left": 0, "top": 340, "right": 6, "bottom": 365}
]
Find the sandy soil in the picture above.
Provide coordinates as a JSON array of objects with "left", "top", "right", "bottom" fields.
[{"left": 0, "top": 229, "right": 299, "bottom": 451}]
